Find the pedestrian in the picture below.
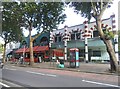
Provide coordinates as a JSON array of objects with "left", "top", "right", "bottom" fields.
[
  {"left": 56, "top": 57, "right": 60, "bottom": 64},
  {"left": 20, "top": 56, "right": 23, "bottom": 64},
  {"left": 1, "top": 62, "right": 4, "bottom": 68},
  {"left": 39, "top": 56, "right": 42, "bottom": 63}
]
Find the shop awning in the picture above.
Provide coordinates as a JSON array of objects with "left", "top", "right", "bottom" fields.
[
  {"left": 15, "top": 48, "right": 27, "bottom": 53},
  {"left": 35, "top": 46, "right": 49, "bottom": 52},
  {"left": 25, "top": 46, "right": 49, "bottom": 53},
  {"left": 25, "top": 46, "right": 39, "bottom": 53}
]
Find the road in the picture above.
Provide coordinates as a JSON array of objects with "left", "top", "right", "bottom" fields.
[{"left": 0, "top": 65, "right": 119, "bottom": 88}]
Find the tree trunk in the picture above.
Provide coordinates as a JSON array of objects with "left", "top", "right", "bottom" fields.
[
  {"left": 29, "top": 30, "right": 34, "bottom": 66},
  {"left": 104, "top": 40, "right": 118, "bottom": 71},
  {"left": 2, "top": 43, "right": 6, "bottom": 63},
  {"left": 96, "top": 18, "right": 118, "bottom": 72}
]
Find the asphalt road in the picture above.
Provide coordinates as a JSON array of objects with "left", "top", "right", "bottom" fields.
[{"left": 1, "top": 65, "right": 119, "bottom": 88}]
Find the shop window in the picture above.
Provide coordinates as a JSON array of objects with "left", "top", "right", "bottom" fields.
[
  {"left": 93, "top": 30, "right": 99, "bottom": 37},
  {"left": 79, "top": 49, "right": 85, "bottom": 57},
  {"left": 93, "top": 51, "right": 101, "bottom": 57}
]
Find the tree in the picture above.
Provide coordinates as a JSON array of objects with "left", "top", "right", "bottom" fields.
[
  {"left": 0, "top": 43, "right": 3, "bottom": 53},
  {"left": 1, "top": 2, "right": 23, "bottom": 63},
  {"left": 3, "top": 2, "right": 66, "bottom": 66},
  {"left": 68, "top": 1, "right": 118, "bottom": 71}
]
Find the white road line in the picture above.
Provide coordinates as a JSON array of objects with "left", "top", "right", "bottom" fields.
[
  {"left": 0, "top": 82, "right": 10, "bottom": 87},
  {"left": 5, "top": 68, "right": 16, "bottom": 71},
  {"left": 26, "top": 71, "right": 57, "bottom": 77},
  {"left": 11, "top": 66, "right": 15, "bottom": 67},
  {"left": 82, "top": 80, "right": 120, "bottom": 87},
  {"left": 27, "top": 71, "right": 45, "bottom": 75},
  {"left": 46, "top": 74, "right": 57, "bottom": 77}
]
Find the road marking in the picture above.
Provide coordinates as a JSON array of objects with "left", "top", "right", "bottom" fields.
[
  {"left": 11, "top": 66, "right": 15, "bottom": 67},
  {"left": 26, "top": 71, "right": 57, "bottom": 77},
  {"left": 45, "top": 74, "right": 57, "bottom": 77},
  {"left": 0, "top": 82, "right": 10, "bottom": 87},
  {"left": 5, "top": 68, "right": 16, "bottom": 71},
  {"left": 82, "top": 80, "right": 120, "bottom": 87},
  {"left": 27, "top": 71, "right": 45, "bottom": 75}
]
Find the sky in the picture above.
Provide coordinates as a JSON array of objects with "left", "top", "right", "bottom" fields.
[
  {"left": 0, "top": 1, "right": 119, "bottom": 43},
  {"left": 23, "top": 0, "right": 119, "bottom": 37}
]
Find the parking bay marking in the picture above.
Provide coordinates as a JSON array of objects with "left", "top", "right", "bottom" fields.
[
  {"left": 82, "top": 79, "right": 120, "bottom": 87},
  {"left": 26, "top": 71, "right": 57, "bottom": 77}
]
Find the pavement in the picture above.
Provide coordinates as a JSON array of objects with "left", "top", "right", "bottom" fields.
[{"left": 5, "top": 61, "right": 120, "bottom": 76}]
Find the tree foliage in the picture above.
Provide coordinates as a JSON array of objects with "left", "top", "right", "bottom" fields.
[
  {"left": 1, "top": 2, "right": 23, "bottom": 44},
  {"left": 0, "top": 44, "right": 3, "bottom": 53},
  {"left": 1, "top": 2, "right": 66, "bottom": 40},
  {"left": 10, "top": 2, "right": 66, "bottom": 32},
  {"left": 68, "top": 1, "right": 112, "bottom": 21}
]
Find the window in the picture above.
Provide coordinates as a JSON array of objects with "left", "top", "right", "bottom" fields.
[
  {"left": 79, "top": 49, "right": 84, "bottom": 57},
  {"left": 71, "top": 32, "right": 81, "bottom": 40},
  {"left": 55, "top": 37, "right": 57, "bottom": 42},
  {"left": 33, "top": 40, "right": 36, "bottom": 47},
  {"left": 55, "top": 35, "right": 62, "bottom": 42},
  {"left": 71, "top": 34, "right": 75, "bottom": 40},
  {"left": 93, "top": 30, "right": 99, "bottom": 37},
  {"left": 76, "top": 33, "right": 81, "bottom": 39},
  {"left": 58, "top": 36, "right": 61, "bottom": 42},
  {"left": 93, "top": 51, "right": 101, "bottom": 57}
]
